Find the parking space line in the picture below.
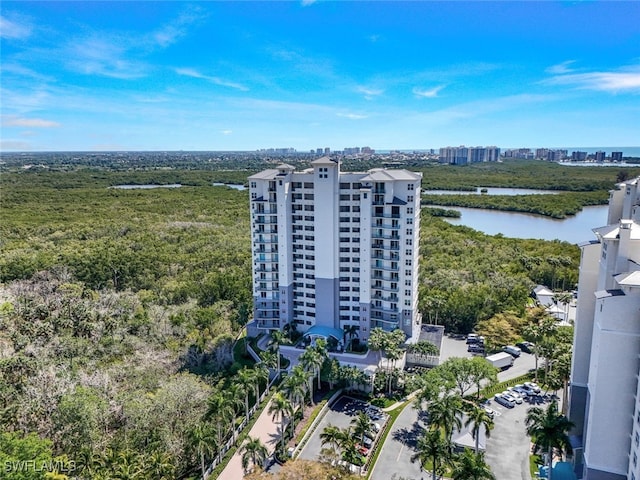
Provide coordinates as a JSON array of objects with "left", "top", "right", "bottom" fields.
[{"left": 396, "top": 444, "right": 404, "bottom": 462}]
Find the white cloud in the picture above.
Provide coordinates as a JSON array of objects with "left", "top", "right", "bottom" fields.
[
  {"left": 67, "top": 36, "right": 148, "bottom": 79},
  {"left": 413, "top": 85, "right": 445, "bottom": 98},
  {"left": 301, "top": 0, "right": 317, "bottom": 6},
  {"left": 221, "top": 130, "right": 233, "bottom": 135},
  {"left": 152, "top": 6, "right": 207, "bottom": 48},
  {"left": 337, "top": 112, "right": 368, "bottom": 120},
  {"left": 544, "top": 66, "right": 640, "bottom": 93},
  {"left": 0, "top": 15, "right": 31, "bottom": 39},
  {"left": 357, "top": 86, "right": 384, "bottom": 100},
  {"left": 176, "top": 68, "right": 249, "bottom": 91},
  {"left": 545, "top": 60, "right": 577, "bottom": 75},
  {"left": 2, "top": 116, "right": 60, "bottom": 128}
]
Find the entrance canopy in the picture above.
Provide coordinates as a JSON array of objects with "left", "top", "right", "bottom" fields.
[{"left": 303, "top": 325, "right": 344, "bottom": 342}]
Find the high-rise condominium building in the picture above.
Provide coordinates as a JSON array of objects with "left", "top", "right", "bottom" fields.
[
  {"left": 568, "top": 177, "right": 640, "bottom": 480},
  {"left": 247, "top": 158, "right": 422, "bottom": 344}
]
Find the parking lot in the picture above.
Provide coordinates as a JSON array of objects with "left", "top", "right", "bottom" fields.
[
  {"left": 371, "top": 335, "right": 541, "bottom": 480},
  {"left": 297, "top": 396, "right": 388, "bottom": 463}
]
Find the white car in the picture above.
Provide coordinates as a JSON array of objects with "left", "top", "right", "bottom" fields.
[
  {"left": 507, "top": 388, "right": 525, "bottom": 403},
  {"left": 524, "top": 381, "right": 541, "bottom": 393},
  {"left": 501, "top": 391, "right": 522, "bottom": 404}
]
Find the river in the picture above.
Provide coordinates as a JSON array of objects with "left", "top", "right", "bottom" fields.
[{"left": 436, "top": 205, "right": 608, "bottom": 244}]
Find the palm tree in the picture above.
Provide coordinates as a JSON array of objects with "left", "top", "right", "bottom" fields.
[
  {"left": 525, "top": 401, "right": 574, "bottom": 480},
  {"left": 553, "top": 292, "right": 573, "bottom": 322},
  {"left": 299, "top": 347, "right": 321, "bottom": 403},
  {"left": 146, "top": 450, "right": 176, "bottom": 480},
  {"left": 343, "top": 324, "right": 358, "bottom": 350},
  {"left": 464, "top": 406, "right": 494, "bottom": 454},
  {"left": 240, "top": 436, "right": 268, "bottom": 474},
  {"left": 350, "top": 412, "right": 373, "bottom": 445},
  {"left": 311, "top": 338, "right": 329, "bottom": 389},
  {"left": 254, "top": 363, "right": 270, "bottom": 397},
  {"left": 385, "top": 345, "right": 402, "bottom": 395},
  {"left": 281, "top": 367, "right": 307, "bottom": 434},
  {"left": 206, "top": 392, "right": 235, "bottom": 462},
  {"left": 227, "top": 382, "right": 246, "bottom": 440},
  {"left": 411, "top": 428, "right": 451, "bottom": 480},
  {"left": 236, "top": 367, "right": 255, "bottom": 422},
  {"left": 320, "top": 424, "right": 347, "bottom": 455},
  {"left": 189, "top": 423, "right": 217, "bottom": 479},
  {"left": 268, "top": 391, "right": 293, "bottom": 451},
  {"left": 341, "top": 433, "right": 362, "bottom": 469},
  {"left": 368, "top": 327, "right": 387, "bottom": 364},
  {"left": 270, "top": 330, "right": 287, "bottom": 380},
  {"left": 451, "top": 448, "right": 495, "bottom": 480},
  {"left": 429, "top": 394, "right": 463, "bottom": 442}
]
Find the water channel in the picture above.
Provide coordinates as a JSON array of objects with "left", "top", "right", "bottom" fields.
[{"left": 423, "top": 188, "right": 608, "bottom": 244}]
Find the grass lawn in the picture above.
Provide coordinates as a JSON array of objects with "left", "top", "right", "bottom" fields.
[{"left": 530, "top": 453, "right": 543, "bottom": 477}]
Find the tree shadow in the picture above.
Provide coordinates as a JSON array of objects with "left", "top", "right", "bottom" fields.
[{"left": 392, "top": 421, "right": 425, "bottom": 447}]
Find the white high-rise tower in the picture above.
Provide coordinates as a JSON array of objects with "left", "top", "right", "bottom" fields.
[{"left": 247, "top": 157, "right": 422, "bottom": 344}]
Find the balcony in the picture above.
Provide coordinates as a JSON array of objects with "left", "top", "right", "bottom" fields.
[
  {"left": 371, "top": 283, "right": 399, "bottom": 293},
  {"left": 254, "top": 236, "right": 278, "bottom": 244},
  {"left": 372, "top": 271, "right": 399, "bottom": 282},
  {"left": 370, "top": 319, "right": 399, "bottom": 331},
  {"left": 257, "top": 319, "right": 281, "bottom": 329},
  {"left": 372, "top": 293, "right": 399, "bottom": 302},
  {"left": 372, "top": 212, "right": 401, "bottom": 219},
  {"left": 371, "top": 232, "right": 401, "bottom": 240},
  {"left": 373, "top": 222, "right": 400, "bottom": 230},
  {"left": 371, "top": 252, "right": 400, "bottom": 261},
  {"left": 254, "top": 216, "right": 278, "bottom": 224}
]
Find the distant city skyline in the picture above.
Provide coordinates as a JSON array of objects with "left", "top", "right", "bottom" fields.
[{"left": 1, "top": 1, "right": 639, "bottom": 152}]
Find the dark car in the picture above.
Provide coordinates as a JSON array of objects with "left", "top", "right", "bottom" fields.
[
  {"left": 466, "top": 334, "right": 485, "bottom": 345},
  {"left": 516, "top": 341, "right": 535, "bottom": 353},
  {"left": 494, "top": 394, "right": 515, "bottom": 409},
  {"left": 467, "top": 344, "right": 485, "bottom": 353}
]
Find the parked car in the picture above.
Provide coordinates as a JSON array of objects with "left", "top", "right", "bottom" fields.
[
  {"left": 516, "top": 341, "right": 535, "bottom": 353},
  {"left": 511, "top": 384, "right": 530, "bottom": 396},
  {"left": 501, "top": 391, "right": 522, "bottom": 404},
  {"left": 494, "top": 394, "right": 515, "bottom": 408},
  {"left": 524, "top": 381, "right": 541, "bottom": 393},
  {"left": 468, "top": 344, "right": 485, "bottom": 353},
  {"left": 503, "top": 345, "right": 522, "bottom": 357},
  {"left": 506, "top": 388, "right": 524, "bottom": 403},
  {"left": 357, "top": 445, "right": 370, "bottom": 456},
  {"left": 482, "top": 405, "right": 496, "bottom": 419},
  {"left": 466, "top": 334, "right": 484, "bottom": 344}
]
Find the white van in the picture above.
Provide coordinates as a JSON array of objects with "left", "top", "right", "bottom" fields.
[{"left": 503, "top": 345, "right": 522, "bottom": 357}]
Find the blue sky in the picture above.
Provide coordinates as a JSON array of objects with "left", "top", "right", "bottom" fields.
[{"left": 1, "top": 1, "right": 639, "bottom": 152}]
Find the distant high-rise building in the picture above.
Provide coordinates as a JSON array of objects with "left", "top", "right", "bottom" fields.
[
  {"left": 572, "top": 151, "right": 588, "bottom": 161},
  {"left": 568, "top": 177, "right": 640, "bottom": 479},
  {"left": 247, "top": 158, "right": 422, "bottom": 344},
  {"left": 595, "top": 151, "right": 606, "bottom": 162},
  {"left": 485, "top": 146, "right": 500, "bottom": 162},
  {"left": 439, "top": 145, "right": 500, "bottom": 164},
  {"left": 324, "top": 147, "right": 331, "bottom": 155},
  {"left": 316, "top": 148, "right": 323, "bottom": 155},
  {"left": 612, "top": 151, "right": 623, "bottom": 162},
  {"left": 536, "top": 148, "right": 549, "bottom": 159}
]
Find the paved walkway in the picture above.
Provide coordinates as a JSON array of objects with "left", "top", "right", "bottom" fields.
[{"left": 217, "top": 396, "right": 280, "bottom": 480}]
